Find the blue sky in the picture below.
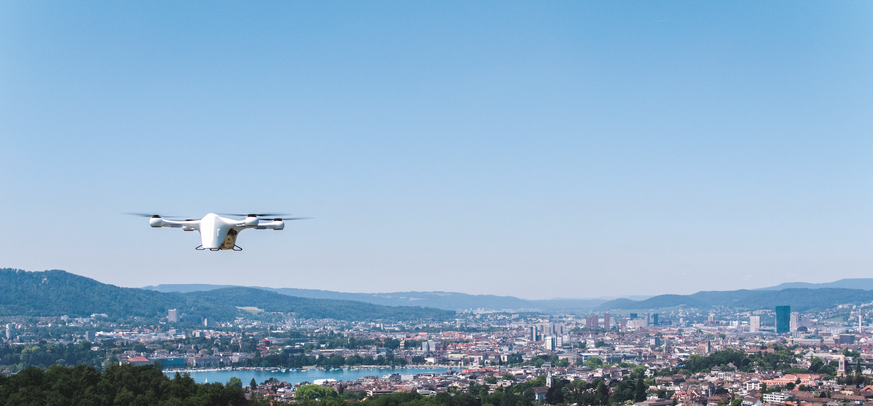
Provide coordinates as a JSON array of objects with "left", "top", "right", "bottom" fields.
[{"left": 1, "top": 1, "right": 871, "bottom": 299}]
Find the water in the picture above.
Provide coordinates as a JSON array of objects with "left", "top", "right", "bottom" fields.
[{"left": 163, "top": 366, "right": 452, "bottom": 385}]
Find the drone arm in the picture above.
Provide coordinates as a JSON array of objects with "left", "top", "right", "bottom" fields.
[
  {"left": 255, "top": 220, "right": 285, "bottom": 230},
  {"left": 152, "top": 218, "right": 200, "bottom": 230}
]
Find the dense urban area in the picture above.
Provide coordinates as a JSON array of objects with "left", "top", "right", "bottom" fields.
[{"left": 4, "top": 301, "right": 873, "bottom": 406}]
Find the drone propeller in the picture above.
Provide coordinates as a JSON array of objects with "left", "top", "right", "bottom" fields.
[
  {"left": 263, "top": 217, "right": 310, "bottom": 221},
  {"left": 219, "top": 213, "right": 291, "bottom": 218},
  {"left": 124, "top": 213, "right": 193, "bottom": 220}
]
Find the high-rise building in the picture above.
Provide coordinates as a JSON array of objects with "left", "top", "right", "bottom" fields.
[
  {"left": 544, "top": 336, "right": 556, "bottom": 351},
  {"left": 5, "top": 324, "right": 11, "bottom": 340},
  {"left": 775, "top": 306, "right": 791, "bottom": 334},
  {"left": 790, "top": 312, "right": 799, "bottom": 332},
  {"left": 750, "top": 316, "right": 760, "bottom": 332},
  {"left": 168, "top": 309, "right": 179, "bottom": 323},
  {"left": 652, "top": 314, "right": 659, "bottom": 326},
  {"left": 592, "top": 314, "right": 598, "bottom": 330},
  {"left": 620, "top": 318, "right": 627, "bottom": 332},
  {"left": 604, "top": 313, "right": 611, "bottom": 331},
  {"left": 529, "top": 326, "right": 538, "bottom": 341}
]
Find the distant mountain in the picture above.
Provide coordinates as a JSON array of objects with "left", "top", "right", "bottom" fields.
[
  {"left": 143, "top": 284, "right": 609, "bottom": 312},
  {"left": 0, "top": 269, "right": 454, "bottom": 321},
  {"left": 597, "top": 288, "right": 873, "bottom": 312},
  {"left": 756, "top": 279, "right": 873, "bottom": 291}
]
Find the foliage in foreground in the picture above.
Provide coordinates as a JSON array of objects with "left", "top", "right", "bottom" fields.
[{"left": 0, "top": 363, "right": 248, "bottom": 406}]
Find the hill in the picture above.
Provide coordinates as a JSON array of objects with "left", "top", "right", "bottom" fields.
[
  {"left": 0, "top": 269, "right": 183, "bottom": 317},
  {"left": 143, "top": 284, "right": 610, "bottom": 311},
  {"left": 597, "top": 288, "right": 873, "bottom": 311},
  {"left": 756, "top": 278, "right": 873, "bottom": 291},
  {"left": 0, "top": 269, "right": 454, "bottom": 321}
]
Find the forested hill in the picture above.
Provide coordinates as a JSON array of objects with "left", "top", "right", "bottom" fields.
[
  {"left": 0, "top": 269, "right": 454, "bottom": 321},
  {"left": 143, "top": 284, "right": 611, "bottom": 311},
  {"left": 596, "top": 288, "right": 873, "bottom": 311}
]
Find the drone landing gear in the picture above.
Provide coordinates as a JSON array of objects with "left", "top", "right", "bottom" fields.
[{"left": 194, "top": 244, "right": 242, "bottom": 251}]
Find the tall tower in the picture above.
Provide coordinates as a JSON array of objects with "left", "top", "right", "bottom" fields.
[
  {"left": 750, "top": 316, "right": 760, "bottom": 333},
  {"left": 604, "top": 313, "right": 611, "bottom": 331},
  {"left": 775, "top": 306, "right": 791, "bottom": 334}
]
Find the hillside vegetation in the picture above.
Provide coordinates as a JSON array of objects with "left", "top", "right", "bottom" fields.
[{"left": 0, "top": 269, "right": 454, "bottom": 322}]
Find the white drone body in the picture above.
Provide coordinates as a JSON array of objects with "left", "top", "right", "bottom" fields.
[{"left": 141, "top": 213, "right": 303, "bottom": 251}]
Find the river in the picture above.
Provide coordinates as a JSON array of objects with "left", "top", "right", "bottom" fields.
[{"left": 163, "top": 366, "right": 453, "bottom": 385}]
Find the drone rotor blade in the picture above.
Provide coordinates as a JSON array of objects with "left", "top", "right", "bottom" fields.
[{"left": 219, "top": 213, "right": 292, "bottom": 218}]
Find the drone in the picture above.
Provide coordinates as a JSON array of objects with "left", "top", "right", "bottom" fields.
[{"left": 128, "top": 213, "right": 307, "bottom": 251}]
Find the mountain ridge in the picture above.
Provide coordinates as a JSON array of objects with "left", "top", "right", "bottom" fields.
[
  {"left": 141, "top": 284, "right": 613, "bottom": 312},
  {"left": 0, "top": 269, "right": 454, "bottom": 321},
  {"left": 596, "top": 287, "right": 873, "bottom": 312}
]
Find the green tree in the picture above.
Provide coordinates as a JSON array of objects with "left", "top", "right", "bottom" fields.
[
  {"left": 583, "top": 357, "right": 603, "bottom": 369},
  {"left": 295, "top": 384, "right": 338, "bottom": 400},
  {"left": 228, "top": 376, "right": 242, "bottom": 388},
  {"left": 250, "top": 378, "right": 257, "bottom": 390}
]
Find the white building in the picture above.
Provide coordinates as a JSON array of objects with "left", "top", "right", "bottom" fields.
[{"left": 762, "top": 392, "right": 792, "bottom": 404}]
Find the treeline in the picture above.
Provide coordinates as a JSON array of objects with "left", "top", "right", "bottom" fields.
[
  {"left": 295, "top": 371, "right": 651, "bottom": 406},
  {"left": 0, "top": 342, "right": 106, "bottom": 373},
  {"left": 0, "top": 363, "right": 253, "bottom": 406},
  {"left": 682, "top": 347, "right": 800, "bottom": 374}
]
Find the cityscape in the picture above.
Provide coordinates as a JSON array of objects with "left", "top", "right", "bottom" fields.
[{"left": 4, "top": 270, "right": 873, "bottom": 405}]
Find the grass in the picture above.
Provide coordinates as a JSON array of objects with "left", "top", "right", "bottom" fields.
[{"left": 237, "top": 306, "right": 264, "bottom": 314}]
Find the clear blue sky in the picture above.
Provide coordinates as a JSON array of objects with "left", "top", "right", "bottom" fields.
[{"left": 1, "top": 1, "right": 871, "bottom": 300}]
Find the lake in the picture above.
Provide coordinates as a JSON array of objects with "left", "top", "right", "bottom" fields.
[{"left": 163, "top": 366, "right": 452, "bottom": 385}]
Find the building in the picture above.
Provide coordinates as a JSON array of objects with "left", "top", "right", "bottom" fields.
[
  {"left": 620, "top": 318, "right": 627, "bottom": 332},
  {"left": 544, "top": 336, "right": 556, "bottom": 351},
  {"left": 168, "top": 309, "right": 179, "bottom": 323},
  {"left": 652, "top": 314, "right": 659, "bottom": 326},
  {"left": 790, "top": 312, "right": 799, "bottom": 332},
  {"left": 126, "top": 356, "right": 152, "bottom": 366},
  {"left": 839, "top": 334, "right": 856, "bottom": 345},
  {"left": 533, "top": 387, "right": 549, "bottom": 402},
  {"left": 529, "top": 326, "right": 538, "bottom": 341},
  {"left": 5, "top": 324, "right": 11, "bottom": 340},
  {"left": 775, "top": 306, "right": 791, "bottom": 334},
  {"left": 762, "top": 392, "right": 792, "bottom": 404},
  {"left": 750, "top": 316, "right": 760, "bottom": 333},
  {"left": 604, "top": 313, "right": 611, "bottom": 331}
]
